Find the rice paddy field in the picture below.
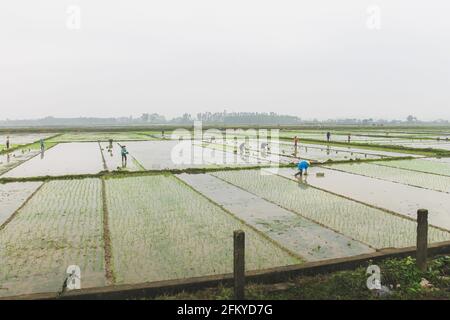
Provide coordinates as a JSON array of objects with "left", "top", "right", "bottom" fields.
[{"left": 1, "top": 127, "right": 450, "bottom": 298}]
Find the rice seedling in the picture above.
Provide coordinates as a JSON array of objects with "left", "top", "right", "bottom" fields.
[
  {"left": 0, "top": 181, "right": 42, "bottom": 225},
  {"left": 0, "top": 179, "right": 106, "bottom": 297},
  {"left": 325, "top": 163, "right": 450, "bottom": 193},
  {"left": 177, "top": 173, "right": 374, "bottom": 261},
  {"left": 211, "top": 170, "right": 450, "bottom": 249},
  {"left": 104, "top": 175, "right": 300, "bottom": 285},
  {"left": 373, "top": 159, "right": 450, "bottom": 176}
]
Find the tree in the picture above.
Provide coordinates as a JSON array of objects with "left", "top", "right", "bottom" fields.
[{"left": 406, "top": 115, "right": 418, "bottom": 123}]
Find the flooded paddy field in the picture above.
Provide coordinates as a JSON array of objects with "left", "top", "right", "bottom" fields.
[
  {"left": 0, "top": 133, "right": 56, "bottom": 151},
  {"left": 0, "top": 179, "right": 105, "bottom": 297},
  {"left": 0, "top": 182, "right": 42, "bottom": 225},
  {"left": 2, "top": 128, "right": 450, "bottom": 298},
  {"left": 48, "top": 132, "right": 154, "bottom": 143},
  {"left": 324, "top": 162, "right": 450, "bottom": 193},
  {"left": 271, "top": 167, "right": 450, "bottom": 231},
  {"left": 210, "top": 169, "right": 450, "bottom": 249},
  {"left": 2, "top": 143, "right": 105, "bottom": 178},
  {"left": 206, "top": 138, "right": 417, "bottom": 163},
  {"left": 105, "top": 175, "right": 300, "bottom": 284},
  {"left": 126, "top": 140, "right": 277, "bottom": 170},
  {"left": 99, "top": 142, "right": 141, "bottom": 172},
  {"left": 0, "top": 149, "right": 42, "bottom": 176},
  {"left": 372, "top": 158, "right": 450, "bottom": 176},
  {"left": 177, "top": 173, "right": 374, "bottom": 261}
]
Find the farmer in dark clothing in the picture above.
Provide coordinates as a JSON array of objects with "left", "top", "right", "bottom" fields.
[
  {"left": 347, "top": 134, "right": 351, "bottom": 143},
  {"left": 326, "top": 132, "right": 331, "bottom": 142},
  {"left": 40, "top": 139, "right": 45, "bottom": 152},
  {"left": 121, "top": 145, "right": 129, "bottom": 167},
  {"left": 239, "top": 142, "right": 245, "bottom": 154},
  {"left": 6, "top": 136, "right": 10, "bottom": 149}
]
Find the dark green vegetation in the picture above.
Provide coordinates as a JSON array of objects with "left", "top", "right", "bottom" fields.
[{"left": 157, "top": 256, "right": 450, "bottom": 300}]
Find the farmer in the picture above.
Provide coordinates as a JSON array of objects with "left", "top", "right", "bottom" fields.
[
  {"left": 326, "top": 132, "right": 331, "bottom": 142},
  {"left": 261, "top": 142, "right": 268, "bottom": 151},
  {"left": 121, "top": 145, "right": 129, "bottom": 167},
  {"left": 347, "top": 134, "right": 351, "bottom": 143},
  {"left": 239, "top": 142, "right": 245, "bottom": 154},
  {"left": 294, "top": 136, "right": 299, "bottom": 148},
  {"left": 6, "top": 136, "right": 10, "bottom": 149},
  {"left": 40, "top": 139, "right": 45, "bottom": 152},
  {"left": 294, "top": 160, "right": 310, "bottom": 178}
]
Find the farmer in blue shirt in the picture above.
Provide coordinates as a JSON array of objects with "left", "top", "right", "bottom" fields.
[
  {"left": 294, "top": 160, "right": 310, "bottom": 178},
  {"left": 121, "top": 145, "right": 129, "bottom": 167}
]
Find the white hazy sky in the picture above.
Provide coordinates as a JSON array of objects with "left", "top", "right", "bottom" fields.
[{"left": 1, "top": 1, "right": 449, "bottom": 120}]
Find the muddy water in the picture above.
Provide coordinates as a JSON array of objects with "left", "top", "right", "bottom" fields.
[
  {"left": 0, "top": 179, "right": 105, "bottom": 297},
  {"left": 125, "top": 140, "right": 273, "bottom": 170},
  {"left": 293, "top": 143, "right": 420, "bottom": 158},
  {"left": 424, "top": 157, "right": 450, "bottom": 164},
  {"left": 324, "top": 162, "right": 450, "bottom": 193},
  {"left": 2, "top": 143, "right": 104, "bottom": 178},
  {"left": 99, "top": 142, "right": 140, "bottom": 171},
  {"left": 272, "top": 167, "right": 450, "bottom": 231},
  {"left": 177, "top": 173, "right": 374, "bottom": 261},
  {"left": 213, "top": 138, "right": 415, "bottom": 162},
  {"left": 0, "top": 150, "right": 41, "bottom": 175},
  {"left": 203, "top": 141, "right": 290, "bottom": 166},
  {"left": 373, "top": 159, "right": 450, "bottom": 176},
  {"left": 0, "top": 182, "right": 42, "bottom": 225},
  {"left": 0, "top": 133, "right": 54, "bottom": 146}
]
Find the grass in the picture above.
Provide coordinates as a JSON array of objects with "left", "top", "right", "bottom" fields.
[{"left": 156, "top": 255, "right": 450, "bottom": 300}]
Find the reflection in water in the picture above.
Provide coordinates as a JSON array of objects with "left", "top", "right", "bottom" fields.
[
  {"left": 40, "top": 151, "right": 45, "bottom": 159},
  {"left": 297, "top": 175, "right": 309, "bottom": 190}
]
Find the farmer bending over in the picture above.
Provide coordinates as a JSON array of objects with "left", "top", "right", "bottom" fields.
[{"left": 294, "top": 160, "right": 310, "bottom": 178}]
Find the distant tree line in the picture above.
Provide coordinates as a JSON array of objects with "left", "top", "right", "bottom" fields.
[
  {"left": 1, "top": 113, "right": 449, "bottom": 127},
  {"left": 139, "top": 111, "right": 302, "bottom": 125}
]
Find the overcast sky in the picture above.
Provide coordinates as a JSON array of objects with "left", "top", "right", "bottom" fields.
[{"left": 1, "top": 1, "right": 449, "bottom": 120}]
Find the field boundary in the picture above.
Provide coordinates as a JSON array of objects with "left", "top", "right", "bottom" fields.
[
  {"left": 0, "top": 181, "right": 46, "bottom": 232},
  {"left": 0, "top": 133, "right": 62, "bottom": 156},
  {"left": 5, "top": 240, "right": 450, "bottom": 300},
  {"left": 270, "top": 167, "right": 450, "bottom": 234},
  {"left": 101, "top": 178, "right": 116, "bottom": 285}
]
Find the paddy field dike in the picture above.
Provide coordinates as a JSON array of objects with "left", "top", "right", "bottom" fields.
[{"left": 1, "top": 127, "right": 450, "bottom": 297}]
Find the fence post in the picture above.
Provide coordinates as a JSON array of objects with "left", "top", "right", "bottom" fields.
[
  {"left": 416, "top": 209, "right": 428, "bottom": 272},
  {"left": 234, "top": 230, "right": 245, "bottom": 300}
]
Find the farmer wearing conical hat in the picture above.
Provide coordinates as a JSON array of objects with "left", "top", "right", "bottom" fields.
[
  {"left": 294, "top": 160, "right": 310, "bottom": 178},
  {"left": 121, "top": 145, "right": 129, "bottom": 167}
]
